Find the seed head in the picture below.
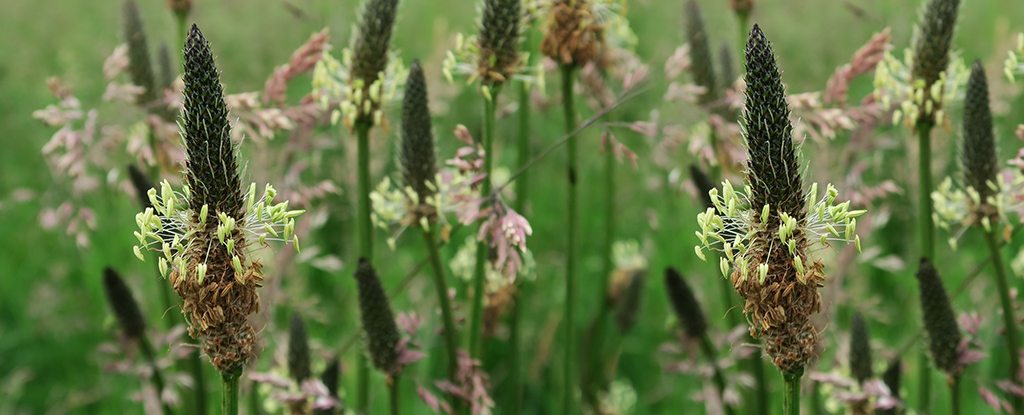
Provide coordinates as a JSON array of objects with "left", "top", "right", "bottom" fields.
[
  {"left": 685, "top": 1, "right": 719, "bottom": 106},
  {"left": 400, "top": 60, "right": 437, "bottom": 222},
  {"left": 728, "top": 0, "right": 757, "bottom": 16},
  {"left": 915, "top": 257, "right": 963, "bottom": 375},
  {"left": 743, "top": 24, "right": 803, "bottom": 222},
  {"left": 478, "top": 0, "right": 522, "bottom": 85},
  {"left": 912, "top": 0, "right": 960, "bottom": 90},
  {"left": 128, "top": 164, "right": 155, "bottom": 210},
  {"left": 614, "top": 270, "right": 646, "bottom": 334},
  {"left": 288, "top": 312, "right": 312, "bottom": 383},
  {"left": 720, "top": 41, "right": 737, "bottom": 90},
  {"left": 158, "top": 42, "right": 175, "bottom": 93},
  {"left": 540, "top": 0, "right": 604, "bottom": 67},
  {"left": 352, "top": 0, "right": 400, "bottom": 85},
  {"left": 962, "top": 61, "right": 997, "bottom": 210},
  {"left": 664, "top": 267, "right": 708, "bottom": 339},
  {"left": 849, "top": 312, "right": 873, "bottom": 385},
  {"left": 167, "top": 0, "right": 193, "bottom": 18},
  {"left": 354, "top": 258, "right": 401, "bottom": 373},
  {"left": 102, "top": 267, "right": 147, "bottom": 339},
  {"left": 122, "top": 0, "right": 157, "bottom": 107}
]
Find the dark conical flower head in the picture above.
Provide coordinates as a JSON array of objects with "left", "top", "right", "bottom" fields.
[
  {"left": 354, "top": 257, "right": 401, "bottom": 373},
  {"left": 849, "top": 312, "right": 873, "bottom": 384},
  {"left": 875, "top": 358, "right": 902, "bottom": 415},
  {"left": 685, "top": 0, "right": 719, "bottom": 106},
  {"left": 352, "top": 0, "right": 400, "bottom": 86},
  {"left": 743, "top": 24, "right": 803, "bottom": 222},
  {"left": 664, "top": 267, "right": 708, "bottom": 338},
  {"left": 128, "top": 164, "right": 155, "bottom": 210},
  {"left": 123, "top": 0, "right": 157, "bottom": 107},
  {"left": 102, "top": 267, "right": 147, "bottom": 339},
  {"left": 911, "top": 0, "right": 960, "bottom": 88},
  {"left": 182, "top": 24, "right": 242, "bottom": 219},
  {"left": 400, "top": 60, "right": 437, "bottom": 213},
  {"left": 478, "top": 0, "right": 521, "bottom": 84},
  {"left": 614, "top": 270, "right": 646, "bottom": 334},
  {"left": 689, "top": 164, "right": 716, "bottom": 210},
  {"left": 962, "top": 60, "right": 997, "bottom": 207},
  {"left": 915, "top": 257, "right": 962, "bottom": 375},
  {"left": 288, "top": 312, "right": 312, "bottom": 383},
  {"left": 158, "top": 42, "right": 175, "bottom": 93},
  {"left": 720, "top": 41, "right": 736, "bottom": 90},
  {"left": 314, "top": 357, "right": 342, "bottom": 415}
]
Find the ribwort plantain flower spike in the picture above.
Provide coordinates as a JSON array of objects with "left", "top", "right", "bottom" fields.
[
  {"left": 694, "top": 25, "right": 864, "bottom": 374},
  {"left": 720, "top": 41, "right": 737, "bottom": 90},
  {"left": 399, "top": 60, "right": 438, "bottom": 224},
  {"left": 353, "top": 258, "right": 401, "bottom": 374},
  {"left": 850, "top": 313, "right": 873, "bottom": 385},
  {"left": 685, "top": 0, "right": 719, "bottom": 106},
  {"left": 915, "top": 257, "right": 962, "bottom": 375},
  {"left": 131, "top": 25, "right": 303, "bottom": 373},
  {"left": 443, "top": 0, "right": 544, "bottom": 91},
  {"left": 102, "top": 267, "right": 147, "bottom": 339},
  {"left": 961, "top": 61, "right": 998, "bottom": 217},
  {"left": 123, "top": 0, "right": 157, "bottom": 108},
  {"left": 614, "top": 270, "right": 646, "bottom": 333},
  {"left": 540, "top": 0, "right": 605, "bottom": 67},
  {"left": 314, "top": 357, "right": 343, "bottom": 415},
  {"left": 912, "top": 0, "right": 960, "bottom": 91},
  {"left": 288, "top": 312, "right": 312, "bottom": 383},
  {"left": 664, "top": 267, "right": 708, "bottom": 339}
]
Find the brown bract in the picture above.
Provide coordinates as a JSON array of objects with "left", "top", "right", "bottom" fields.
[
  {"left": 732, "top": 230, "right": 823, "bottom": 374},
  {"left": 540, "top": 0, "right": 604, "bottom": 67}
]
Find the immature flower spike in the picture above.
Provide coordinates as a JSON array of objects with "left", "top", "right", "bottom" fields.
[
  {"left": 614, "top": 271, "right": 646, "bottom": 334},
  {"left": 128, "top": 164, "right": 155, "bottom": 210},
  {"left": 354, "top": 257, "right": 401, "bottom": 373},
  {"left": 689, "top": 164, "right": 716, "bottom": 210},
  {"left": 314, "top": 357, "right": 342, "bottom": 415},
  {"left": 744, "top": 24, "right": 803, "bottom": 221},
  {"left": 102, "top": 267, "right": 147, "bottom": 339},
  {"left": 664, "top": 267, "right": 708, "bottom": 339},
  {"left": 352, "top": 0, "right": 399, "bottom": 85},
  {"left": 849, "top": 312, "right": 873, "bottom": 385},
  {"left": 288, "top": 312, "right": 312, "bottom": 383},
  {"left": 158, "top": 42, "right": 174, "bottom": 92},
  {"left": 122, "top": 0, "right": 157, "bottom": 107},
  {"left": 912, "top": 0, "right": 960, "bottom": 89},
  {"left": 876, "top": 359, "right": 901, "bottom": 415},
  {"left": 962, "top": 60, "right": 997, "bottom": 207},
  {"left": 400, "top": 60, "right": 438, "bottom": 214},
  {"left": 915, "top": 257, "right": 963, "bottom": 375},
  {"left": 478, "top": 0, "right": 522, "bottom": 84},
  {"left": 720, "top": 41, "right": 736, "bottom": 90},
  {"left": 685, "top": 1, "right": 719, "bottom": 106}
]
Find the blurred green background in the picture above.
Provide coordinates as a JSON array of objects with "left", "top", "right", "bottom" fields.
[{"left": 2, "top": 0, "right": 1024, "bottom": 414}]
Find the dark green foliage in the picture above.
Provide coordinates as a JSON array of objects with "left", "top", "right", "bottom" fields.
[
  {"left": 314, "top": 357, "right": 342, "bottom": 415},
  {"left": 689, "top": 164, "right": 716, "bottom": 210},
  {"left": 743, "top": 24, "right": 803, "bottom": 221},
  {"left": 127, "top": 164, "right": 154, "bottom": 210},
  {"left": 962, "top": 60, "right": 996, "bottom": 203},
  {"left": 877, "top": 359, "right": 902, "bottom": 415},
  {"left": 915, "top": 257, "right": 962, "bottom": 375},
  {"left": 614, "top": 271, "right": 646, "bottom": 333},
  {"left": 400, "top": 60, "right": 437, "bottom": 204},
  {"left": 288, "top": 312, "right": 311, "bottom": 383},
  {"left": 664, "top": 267, "right": 707, "bottom": 338},
  {"left": 719, "top": 41, "right": 736, "bottom": 90},
  {"left": 102, "top": 267, "right": 146, "bottom": 339},
  {"left": 354, "top": 257, "right": 400, "bottom": 373},
  {"left": 911, "top": 0, "right": 960, "bottom": 88},
  {"left": 479, "top": 0, "right": 521, "bottom": 83},
  {"left": 352, "top": 0, "right": 400, "bottom": 85},
  {"left": 122, "top": 0, "right": 156, "bottom": 106},
  {"left": 182, "top": 25, "right": 242, "bottom": 219},
  {"left": 850, "top": 313, "right": 873, "bottom": 384},
  {"left": 685, "top": 0, "right": 719, "bottom": 106}
]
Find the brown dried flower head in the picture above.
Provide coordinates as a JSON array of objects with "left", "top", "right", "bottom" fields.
[{"left": 540, "top": 0, "right": 605, "bottom": 67}]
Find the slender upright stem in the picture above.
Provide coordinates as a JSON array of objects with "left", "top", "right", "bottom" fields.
[
  {"left": 221, "top": 368, "right": 241, "bottom": 415},
  {"left": 735, "top": 12, "right": 749, "bottom": 68},
  {"left": 949, "top": 375, "right": 961, "bottom": 415},
  {"left": 916, "top": 120, "right": 935, "bottom": 414},
  {"left": 783, "top": 368, "right": 803, "bottom": 415},
  {"left": 984, "top": 229, "right": 1023, "bottom": 411},
  {"left": 506, "top": 66, "right": 531, "bottom": 415},
  {"left": 561, "top": 64, "right": 579, "bottom": 415},
  {"left": 139, "top": 336, "right": 174, "bottom": 415},
  {"left": 249, "top": 379, "right": 263, "bottom": 415},
  {"left": 469, "top": 83, "right": 503, "bottom": 359},
  {"left": 389, "top": 375, "right": 401, "bottom": 415},
  {"left": 750, "top": 348, "right": 769, "bottom": 415},
  {"left": 422, "top": 228, "right": 460, "bottom": 383},
  {"left": 175, "top": 14, "right": 188, "bottom": 56},
  {"left": 699, "top": 335, "right": 736, "bottom": 415},
  {"left": 189, "top": 342, "right": 208, "bottom": 415},
  {"left": 355, "top": 121, "right": 374, "bottom": 414}
]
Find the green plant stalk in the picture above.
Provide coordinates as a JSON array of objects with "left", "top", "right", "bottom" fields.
[
  {"left": 175, "top": 14, "right": 188, "bottom": 57},
  {"left": 355, "top": 120, "right": 374, "bottom": 414},
  {"left": 984, "top": 228, "right": 1023, "bottom": 411},
  {"left": 750, "top": 346, "right": 769, "bottom": 415},
  {"left": 950, "top": 375, "right": 961, "bottom": 415},
  {"left": 561, "top": 64, "right": 579, "bottom": 415},
  {"left": 422, "top": 228, "right": 460, "bottom": 384},
  {"left": 189, "top": 341, "right": 208, "bottom": 415},
  {"left": 916, "top": 120, "right": 935, "bottom": 413},
  {"left": 699, "top": 334, "right": 736, "bottom": 415},
  {"left": 249, "top": 379, "right": 263, "bottom": 415},
  {"left": 468, "top": 83, "right": 503, "bottom": 359},
  {"left": 735, "top": 12, "right": 749, "bottom": 68},
  {"left": 139, "top": 336, "right": 174, "bottom": 415},
  {"left": 505, "top": 71, "right": 531, "bottom": 415},
  {"left": 389, "top": 375, "right": 400, "bottom": 415},
  {"left": 783, "top": 367, "right": 803, "bottom": 415},
  {"left": 221, "top": 368, "right": 241, "bottom": 415}
]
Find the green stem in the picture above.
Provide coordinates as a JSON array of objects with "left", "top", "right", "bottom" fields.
[
  {"left": 561, "top": 64, "right": 579, "bottom": 415},
  {"left": 422, "top": 228, "right": 460, "bottom": 384},
  {"left": 918, "top": 346, "right": 931, "bottom": 414},
  {"left": 984, "top": 229, "right": 1023, "bottom": 411},
  {"left": 950, "top": 375, "right": 961, "bottom": 415},
  {"left": 355, "top": 121, "right": 374, "bottom": 414},
  {"left": 139, "top": 336, "right": 174, "bottom": 415},
  {"left": 916, "top": 121, "right": 934, "bottom": 414},
  {"left": 736, "top": 12, "right": 749, "bottom": 67},
  {"left": 699, "top": 335, "right": 736, "bottom": 415},
  {"left": 389, "top": 375, "right": 400, "bottom": 415},
  {"left": 249, "top": 379, "right": 263, "bottom": 415},
  {"left": 506, "top": 64, "right": 531, "bottom": 415},
  {"left": 469, "top": 83, "right": 503, "bottom": 359},
  {"left": 751, "top": 350, "right": 769, "bottom": 415},
  {"left": 175, "top": 13, "right": 188, "bottom": 52},
  {"left": 221, "top": 368, "right": 241, "bottom": 415},
  {"left": 189, "top": 340, "right": 208, "bottom": 415},
  {"left": 783, "top": 367, "right": 803, "bottom": 415}
]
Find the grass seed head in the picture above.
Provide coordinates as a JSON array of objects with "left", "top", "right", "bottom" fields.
[
  {"left": 685, "top": 0, "right": 719, "bottom": 106},
  {"left": 478, "top": 0, "right": 522, "bottom": 84},
  {"left": 102, "top": 267, "right": 147, "bottom": 339},
  {"left": 122, "top": 0, "right": 157, "bottom": 107},
  {"left": 354, "top": 257, "right": 401, "bottom": 374},
  {"left": 288, "top": 312, "right": 312, "bottom": 383},
  {"left": 915, "top": 257, "right": 963, "bottom": 376},
  {"left": 962, "top": 60, "right": 998, "bottom": 216},
  {"left": 664, "top": 267, "right": 708, "bottom": 339},
  {"left": 849, "top": 312, "right": 873, "bottom": 385},
  {"left": 400, "top": 60, "right": 438, "bottom": 224}
]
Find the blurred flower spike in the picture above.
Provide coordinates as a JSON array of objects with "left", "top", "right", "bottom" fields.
[
  {"left": 1005, "top": 33, "right": 1024, "bottom": 82},
  {"left": 313, "top": 49, "right": 406, "bottom": 131},
  {"left": 873, "top": 49, "right": 967, "bottom": 129}
]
